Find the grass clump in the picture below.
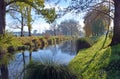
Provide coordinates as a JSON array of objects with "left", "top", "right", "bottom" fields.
[
  {"left": 25, "top": 62, "right": 76, "bottom": 79},
  {"left": 25, "top": 56, "right": 77, "bottom": 79},
  {"left": 69, "top": 36, "right": 120, "bottom": 79}
]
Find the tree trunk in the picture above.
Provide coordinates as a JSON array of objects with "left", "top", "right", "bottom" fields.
[
  {"left": 28, "top": 25, "right": 31, "bottom": 36},
  {"left": 21, "top": 16, "right": 24, "bottom": 37},
  {"left": 27, "top": 7, "right": 32, "bottom": 36},
  {"left": 0, "top": 1, "right": 6, "bottom": 35},
  {"left": 111, "top": 0, "right": 120, "bottom": 45},
  {"left": 54, "top": 28, "right": 56, "bottom": 36}
]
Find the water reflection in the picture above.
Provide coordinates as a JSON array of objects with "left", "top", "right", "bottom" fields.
[
  {"left": 60, "top": 40, "right": 77, "bottom": 55},
  {"left": 0, "top": 64, "right": 9, "bottom": 79},
  {"left": 8, "top": 40, "right": 76, "bottom": 79}
]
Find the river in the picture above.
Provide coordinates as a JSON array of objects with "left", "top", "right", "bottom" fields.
[{"left": 8, "top": 40, "right": 77, "bottom": 79}]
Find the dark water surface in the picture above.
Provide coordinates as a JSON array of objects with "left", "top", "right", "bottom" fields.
[{"left": 8, "top": 41, "right": 77, "bottom": 79}]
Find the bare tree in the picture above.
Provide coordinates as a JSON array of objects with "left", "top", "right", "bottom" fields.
[{"left": 58, "top": 19, "right": 81, "bottom": 36}]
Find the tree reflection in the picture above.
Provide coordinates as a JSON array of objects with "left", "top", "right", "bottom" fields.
[
  {"left": 0, "top": 50, "right": 9, "bottom": 79},
  {"left": 29, "top": 51, "right": 32, "bottom": 63},
  {"left": 60, "top": 40, "right": 77, "bottom": 55},
  {"left": 0, "top": 64, "right": 9, "bottom": 79}
]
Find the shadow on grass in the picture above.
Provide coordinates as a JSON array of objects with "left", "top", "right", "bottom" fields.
[
  {"left": 77, "top": 45, "right": 120, "bottom": 79},
  {"left": 104, "top": 45, "right": 120, "bottom": 79},
  {"left": 80, "top": 50, "right": 99, "bottom": 74}
]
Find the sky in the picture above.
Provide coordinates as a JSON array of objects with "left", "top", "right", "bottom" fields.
[{"left": 6, "top": 0, "right": 85, "bottom": 33}]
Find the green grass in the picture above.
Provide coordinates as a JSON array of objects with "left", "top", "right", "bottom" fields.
[
  {"left": 68, "top": 36, "right": 120, "bottom": 79},
  {"left": 0, "top": 33, "right": 70, "bottom": 53}
]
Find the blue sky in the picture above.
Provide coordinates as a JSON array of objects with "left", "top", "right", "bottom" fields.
[{"left": 6, "top": 0, "right": 85, "bottom": 33}]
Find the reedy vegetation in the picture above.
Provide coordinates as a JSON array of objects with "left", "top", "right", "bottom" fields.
[{"left": 25, "top": 56, "right": 77, "bottom": 79}]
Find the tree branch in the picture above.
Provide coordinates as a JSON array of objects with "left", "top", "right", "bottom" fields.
[
  {"left": 6, "top": 0, "right": 38, "bottom": 10},
  {"left": 6, "top": 8, "right": 20, "bottom": 13}
]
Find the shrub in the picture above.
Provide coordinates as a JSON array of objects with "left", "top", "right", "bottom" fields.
[
  {"left": 25, "top": 62, "right": 76, "bottom": 79},
  {"left": 24, "top": 56, "right": 77, "bottom": 79},
  {"left": 76, "top": 38, "right": 93, "bottom": 53}
]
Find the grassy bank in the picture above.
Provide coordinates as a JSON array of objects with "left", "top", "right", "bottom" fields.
[
  {"left": 68, "top": 36, "right": 120, "bottom": 79},
  {"left": 0, "top": 33, "right": 71, "bottom": 53}
]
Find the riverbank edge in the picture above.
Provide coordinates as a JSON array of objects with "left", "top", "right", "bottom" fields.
[
  {"left": 0, "top": 35, "right": 72, "bottom": 54},
  {"left": 68, "top": 36, "right": 120, "bottom": 79}
]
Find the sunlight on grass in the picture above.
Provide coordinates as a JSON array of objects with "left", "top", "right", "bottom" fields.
[{"left": 69, "top": 36, "right": 120, "bottom": 79}]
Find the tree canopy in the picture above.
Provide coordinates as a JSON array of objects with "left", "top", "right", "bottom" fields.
[
  {"left": 84, "top": 4, "right": 111, "bottom": 37},
  {"left": 58, "top": 19, "right": 81, "bottom": 36}
]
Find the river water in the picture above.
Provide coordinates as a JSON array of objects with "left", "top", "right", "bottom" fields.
[{"left": 8, "top": 40, "right": 77, "bottom": 79}]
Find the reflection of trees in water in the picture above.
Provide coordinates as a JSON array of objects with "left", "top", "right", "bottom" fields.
[
  {"left": 60, "top": 40, "right": 76, "bottom": 55},
  {"left": 44, "top": 45, "right": 59, "bottom": 56},
  {"left": 0, "top": 50, "right": 10, "bottom": 79},
  {"left": 44, "top": 40, "right": 76, "bottom": 56},
  {"left": 0, "top": 64, "right": 9, "bottom": 79},
  {"left": 7, "top": 41, "right": 76, "bottom": 79},
  {"left": 8, "top": 52, "right": 25, "bottom": 79},
  {"left": 8, "top": 51, "right": 33, "bottom": 79},
  {"left": 29, "top": 51, "right": 32, "bottom": 62}
]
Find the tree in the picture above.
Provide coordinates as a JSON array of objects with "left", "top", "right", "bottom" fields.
[
  {"left": 0, "top": 0, "right": 44, "bottom": 35},
  {"left": 9, "top": 2, "right": 28, "bottom": 36},
  {"left": 84, "top": 4, "right": 111, "bottom": 37},
  {"left": 68, "top": 0, "right": 120, "bottom": 45},
  {"left": 58, "top": 19, "right": 81, "bottom": 36},
  {"left": 111, "top": 0, "right": 120, "bottom": 45},
  {"left": 0, "top": 0, "right": 44, "bottom": 79},
  {"left": 91, "top": 18, "right": 105, "bottom": 36},
  {"left": 41, "top": 8, "right": 57, "bottom": 36},
  {"left": 26, "top": 6, "right": 32, "bottom": 36},
  {"left": 0, "top": 0, "right": 6, "bottom": 34},
  {"left": 8, "top": 1, "right": 56, "bottom": 36}
]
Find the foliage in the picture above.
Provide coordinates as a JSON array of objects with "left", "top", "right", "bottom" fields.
[
  {"left": 8, "top": 0, "right": 44, "bottom": 36},
  {"left": 0, "top": 32, "right": 19, "bottom": 65},
  {"left": 0, "top": 32, "right": 21, "bottom": 48},
  {"left": 26, "top": 6, "right": 32, "bottom": 36},
  {"left": 6, "top": 0, "right": 44, "bottom": 9},
  {"left": 41, "top": 8, "right": 57, "bottom": 24},
  {"left": 0, "top": 52, "right": 14, "bottom": 65},
  {"left": 91, "top": 19, "right": 105, "bottom": 36},
  {"left": 76, "top": 37, "right": 94, "bottom": 53},
  {"left": 58, "top": 19, "right": 81, "bottom": 36},
  {"left": 84, "top": 4, "right": 111, "bottom": 37}
]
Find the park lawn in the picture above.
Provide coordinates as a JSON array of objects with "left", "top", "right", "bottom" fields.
[{"left": 69, "top": 36, "right": 120, "bottom": 79}]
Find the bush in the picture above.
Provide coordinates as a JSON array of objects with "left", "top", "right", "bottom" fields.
[
  {"left": 25, "top": 62, "right": 76, "bottom": 79},
  {"left": 25, "top": 56, "right": 77, "bottom": 79},
  {"left": 76, "top": 38, "right": 94, "bottom": 53}
]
